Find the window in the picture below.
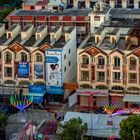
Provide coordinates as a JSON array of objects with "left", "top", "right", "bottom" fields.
[
  {"left": 36, "top": 53, "right": 42, "bottom": 62},
  {"left": 5, "top": 52, "right": 12, "bottom": 63},
  {"left": 81, "top": 71, "right": 89, "bottom": 81},
  {"left": 82, "top": 55, "right": 89, "bottom": 64},
  {"left": 98, "top": 56, "right": 104, "bottom": 65},
  {"left": 64, "top": 54, "right": 66, "bottom": 60},
  {"left": 97, "top": 72, "right": 105, "bottom": 82},
  {"left": 64, "top": 66, "right": 66, "bottom": 72},
  {"left": 129, "top": 57, "right": 136, "bottom": 70},
  {"left": 113, "top": 72, "right": 121, "bottom": 82},
  {"left": 129, "top": 73, "right": 137, "bottom": 83},
  {"left": 4, "top": 67, "right": 12, "bottom": 77},
  {"left": 31, "top": 6, "right": 34, "bottom": 9},
  {"left": 69, "top": 49, "right": 71, "bottom": 54},
  {"left": 21, "top": 52, "right": 27, "bottom": 62},
  {"left": 69, "top": 61, "right": 71, "bottom": 66},
  {"left": 114, "top": 57, "right": 120, "bottom": 68},
  {"left": 42, "top": 6, "right": 45, "bottom": 9}
]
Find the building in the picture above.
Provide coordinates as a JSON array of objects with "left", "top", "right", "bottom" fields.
[
  {"left": 77, "top": 21, "right": 140, "bottom": 109},
  {"left": 22, "top": 0, "right": 67, "bottom": 11},
  {"left": 0, "top": 24, "right": 76, "bottom": 104}
]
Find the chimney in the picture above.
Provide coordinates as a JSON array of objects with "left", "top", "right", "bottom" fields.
[
  {"left": 7, "top": 24, "right": 20, "bottom": 39},
  {"left": 35, "top": 25, "right": 47, "bottom": 41}
]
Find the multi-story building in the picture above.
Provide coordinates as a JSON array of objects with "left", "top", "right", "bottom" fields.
[
  {"left": 77, "top": 23, "right": 140, "bottom": 109},
  {"left": 0, "top": 24, "right": 76, "bottom": 103}
]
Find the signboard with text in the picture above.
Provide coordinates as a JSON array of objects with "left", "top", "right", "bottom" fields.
[
  {"left": 76, "top": 89, "right": 108, "bottom": 96},
  {"left": 18, "top": 62, "right": 29, "bottom": 78}
]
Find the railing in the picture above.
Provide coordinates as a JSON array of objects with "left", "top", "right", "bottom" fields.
[
  {"left": 129, "top": 66, "right": 136, "bottom": 70},
  {"left": 129, "top": 79, "right": 137, "bottom": 83},
  {"left": 97, "top": 79, "right": 105, "bottom": 82},
  {"left": 97, "top": 65, "right": 104, "bottom": 69},
  {"left": 80, "top": 64, "right": 89, "bottom": 68},
  {"left": 113, "top": 66, "right": 120, "bottom": 70},
  {"left": 113, "top": 79, "right": 121, "bottom": 83},
  {"left": 80, "top": 78, "right": 89, "bottom": 81},
  {"left": 5, "top": 61, "right": 12, "bottom": 64}
]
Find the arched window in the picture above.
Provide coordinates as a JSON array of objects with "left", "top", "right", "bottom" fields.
[
  {"left": 112, "top": 86, "right": 124, "bottom": 91},
  {"left": 114, "top": 57, "right": 120, "bottom": 68},
  {"left": 36, "top": 53, "right": 42, "bottom": 62},
  {"left": 21, "top": 52, "right": 27, "bottom": 62},
  {"left": 129, "top": 57, "right": 136, "bottom": 70},
  {"left": 98, "top": 56, "right": 104, "bottom": 65},
  {"left": 82, "top": 55, "right": 89, "bottom": 64},
  {"left": 5, "top": 52, "right": 12, "bottom": 63}
]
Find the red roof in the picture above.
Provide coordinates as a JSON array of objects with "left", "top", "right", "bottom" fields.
[
  {"left": 22, "top": 16, "right": 33, "bottom": 20},
  {"left": 63, "top": 16, "right": 71, "bottom": 21},
  {"left": 50, "top": 16, "right": 58, "bottom": 21},
  {"left": 36, "top": 16, "right": 46, "bottom": 21},
  {"left": 10, "top": 16, "right": 21, "bottom": 20},
  {"left": 76, "top": 16, "right": 85, "bottom": 21}
]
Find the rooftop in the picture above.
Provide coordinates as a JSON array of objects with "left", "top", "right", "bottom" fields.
[
  {"left": 24, "top": 35, "right": 36, "bottom": 46},
  {"left": 82, "top": 36, "right": 95, "bottom": 49},
  {"left": 65, "top": 27, "right": 75, "bottom": 33},
  {"left": 22, "top": 25, "right": 32, "bottom": 32},
  {"left": 38, "top": 35, "right": 50, "bottom": 46},
  {"left": 53, "top": 36, "right": 65, "bottom": 48},
  {"left": 51, "top": 26, "right": 61, "bottom": 33},
  {"left": 9, "top": 35, "right": 21, "bottom": 45},
  {"left": 8, "top": 24, "right": 17, "bottom": 31},
  {"left": 36, "top": 25, "right": 46, "bottom": 33},
  {"left": 11, "top": 9, "right": 92, "bottom": 16},
  {"left": 0, "top": 34, "right": 7, "bottom": 45}
]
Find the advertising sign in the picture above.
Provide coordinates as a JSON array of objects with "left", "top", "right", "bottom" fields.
[
  {"left": 46, "top": 50, "right": 62, "bottom": 87},
  {"left": 76, "top": 89, "right": 108, "bottom": 96},
  {"left": 34, "top": 64, "right": 43, "bottom": 79},
  {"left": 28, "top": 85, "right": 45, "bottom": 96},
  {"left": 46, "top": 86, "right": 63, "bottom": 94},
  {"left": 18, "top": 62, "right": 29, "bottom": 78}
]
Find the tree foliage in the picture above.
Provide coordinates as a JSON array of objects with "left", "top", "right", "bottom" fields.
[
  {"left": 0, "top": 113, "right": 8, "bottom": 130},
  {"left": 57, "top": 117, "right": 88, "bottom": 140},
  {"left": 119, "top": 115, "right": 140, "bottom": 140}
]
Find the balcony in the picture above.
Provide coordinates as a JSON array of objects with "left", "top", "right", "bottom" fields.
[
  {"left": 97, "top": 65, "right": 104, "bottom": 69},
  {"left": 113, "top": 66, "right": 120, "bottom": 70},
  {"left": 129, "top": 66, "right": 136, "bottom": 70},
  {"left": 80, "top": 77, "right": 89, "bottom": 81},
  {"left": 97, "top": 79, "right": 105, "bottom": 82},
  {"left": 5, "top": 61, "right": 12, "bottom": 65},
  {"left": 4, "top": 74, "right": 12, "bottom": 77},
  {"left": 113, "top": 79, "right": 121, "bottom": 83},
  {"left": 129, "top": 79, "right": 137, "bottom": 83},
  {"left": 80, "top": 64, "right": 89, "bottom": 69}
]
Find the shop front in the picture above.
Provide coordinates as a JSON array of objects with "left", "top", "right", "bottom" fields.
[{"left": 76, "top": 89, "right": 109, "bottom": 109}]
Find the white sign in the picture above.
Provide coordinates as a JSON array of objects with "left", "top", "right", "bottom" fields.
[
  {"left": 68, "top": 93, "right": 77, "bottom": 107},
  {"left": 76, "top": 89, "right": 108, "bottom": 96}
]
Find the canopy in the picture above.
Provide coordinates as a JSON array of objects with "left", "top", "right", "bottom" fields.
[{"left": 123, "top": 95, "right": 140, "bottom": 102}]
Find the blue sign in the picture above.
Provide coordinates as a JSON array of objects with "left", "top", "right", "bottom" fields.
[
  {"left": 46, "top": 86, "right": 63, "bottom": 94},
  {"left": 46, "top": 56, "right": 59, "bottom": 63},
  {"left": 18, "top": 62, "right": 29, "bottom": 78},
  {"left": 29, "top": 85, "right": 45, "bottom": 95}
]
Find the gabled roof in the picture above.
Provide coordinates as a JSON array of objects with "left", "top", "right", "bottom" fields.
[
  {"left": 2, "top": 42, "right": 30, "bottom": 53},
  {"left": 126, "top": 46, "right": 140, "bottom": 57},
  {"left": 109, "top": 48, "right": 124, "bottom": 55},
  {"left": 79, "top": 45, "right": 107, "bottom": 56}
]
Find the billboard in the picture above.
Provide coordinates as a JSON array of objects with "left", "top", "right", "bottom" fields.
[
  {"left": 46, "top": 51, "right": 62, "bottom": 86},
  {"left": 34, "top": 64, "right": 43, "bottom": 79},
  {"left": 18, "top": 62, "right": 29, "bottom": 78},
  {"left": 46, "top": 50, "right": 63, "bottom": 94}
]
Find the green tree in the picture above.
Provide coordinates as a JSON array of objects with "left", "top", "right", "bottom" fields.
[
  {"left": 119, "top": 115, "right": 140, "bottom": 140},
  {"left": 0, "top": 113, "right": 8, "bottom": 140},
  {"left": 57, "top": 117, "right": 88, "bottom": 140}
]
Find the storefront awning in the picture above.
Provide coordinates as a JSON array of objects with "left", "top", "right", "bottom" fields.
[{"left": 123, "top": 95, "right": 140, "bottom": 102}]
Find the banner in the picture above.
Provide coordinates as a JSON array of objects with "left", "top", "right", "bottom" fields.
[
  {"left": 18, "top": 62, "right": 29, "bottom": 78},
  {"left": 34, "top": 64, "right": 43, "bottom": 79},
  {"left": 46, "top": 86, "right": 63, "bottom": 94},
  {"left": 46, "top": 50, "right": 62, "bottom": 86},
  {"left": 28, "top": 85, "right": 45, "bottom": 95}
]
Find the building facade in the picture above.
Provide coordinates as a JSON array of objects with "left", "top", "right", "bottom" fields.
[{"left": 77, "top": 45, "right": 140, "bottom": 108}]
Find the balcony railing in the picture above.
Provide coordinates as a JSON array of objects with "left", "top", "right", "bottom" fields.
[
  {"left": 5, "top": 61, "right": 12, "bottom": 64},
  {"left": 129, "top": 66, "right": 136, "bottom": 70},
  {"left": 97, "top": 79, "right": 105, "bottom": 82},
  {"left": 113, "top": 66, "right": 120, "bottom": 70},
  {"left": 97, "top": 65, "right": 104, "bottom": 69},
  {"left": 80, "top": 77, "right": 89, "bottom": 81},
  {"left": 4, "top": 74, "right": 12, "bottom": 77},
  {"left": 113, "top": 79, "right": 121, "bottom": 83},
  {"left": 80, "top": 64, "right": 89, "bottom": 68},
  {"left": 129, "top": 79, "right": 137, "bottom": 83}
]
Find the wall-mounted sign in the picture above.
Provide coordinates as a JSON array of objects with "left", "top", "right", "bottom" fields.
[{"left": 18, "top": 62, "right": 29, "bottom": 78}]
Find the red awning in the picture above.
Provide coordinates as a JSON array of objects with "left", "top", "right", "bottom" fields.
[
  {"left": 50, "top": 16, "right": 58, "bottom": 21},
  {"left": 76, "top": 16, "right": 85, "bottom": 21},
  {"left": 10, "top": 16, "right": 21, "bottom": 20},
  {"left": 63, "top": 16, "right": 71, "bottom": 21},
  {"left": 22, "top": 16, "right": 33, "bottom": 20}
]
